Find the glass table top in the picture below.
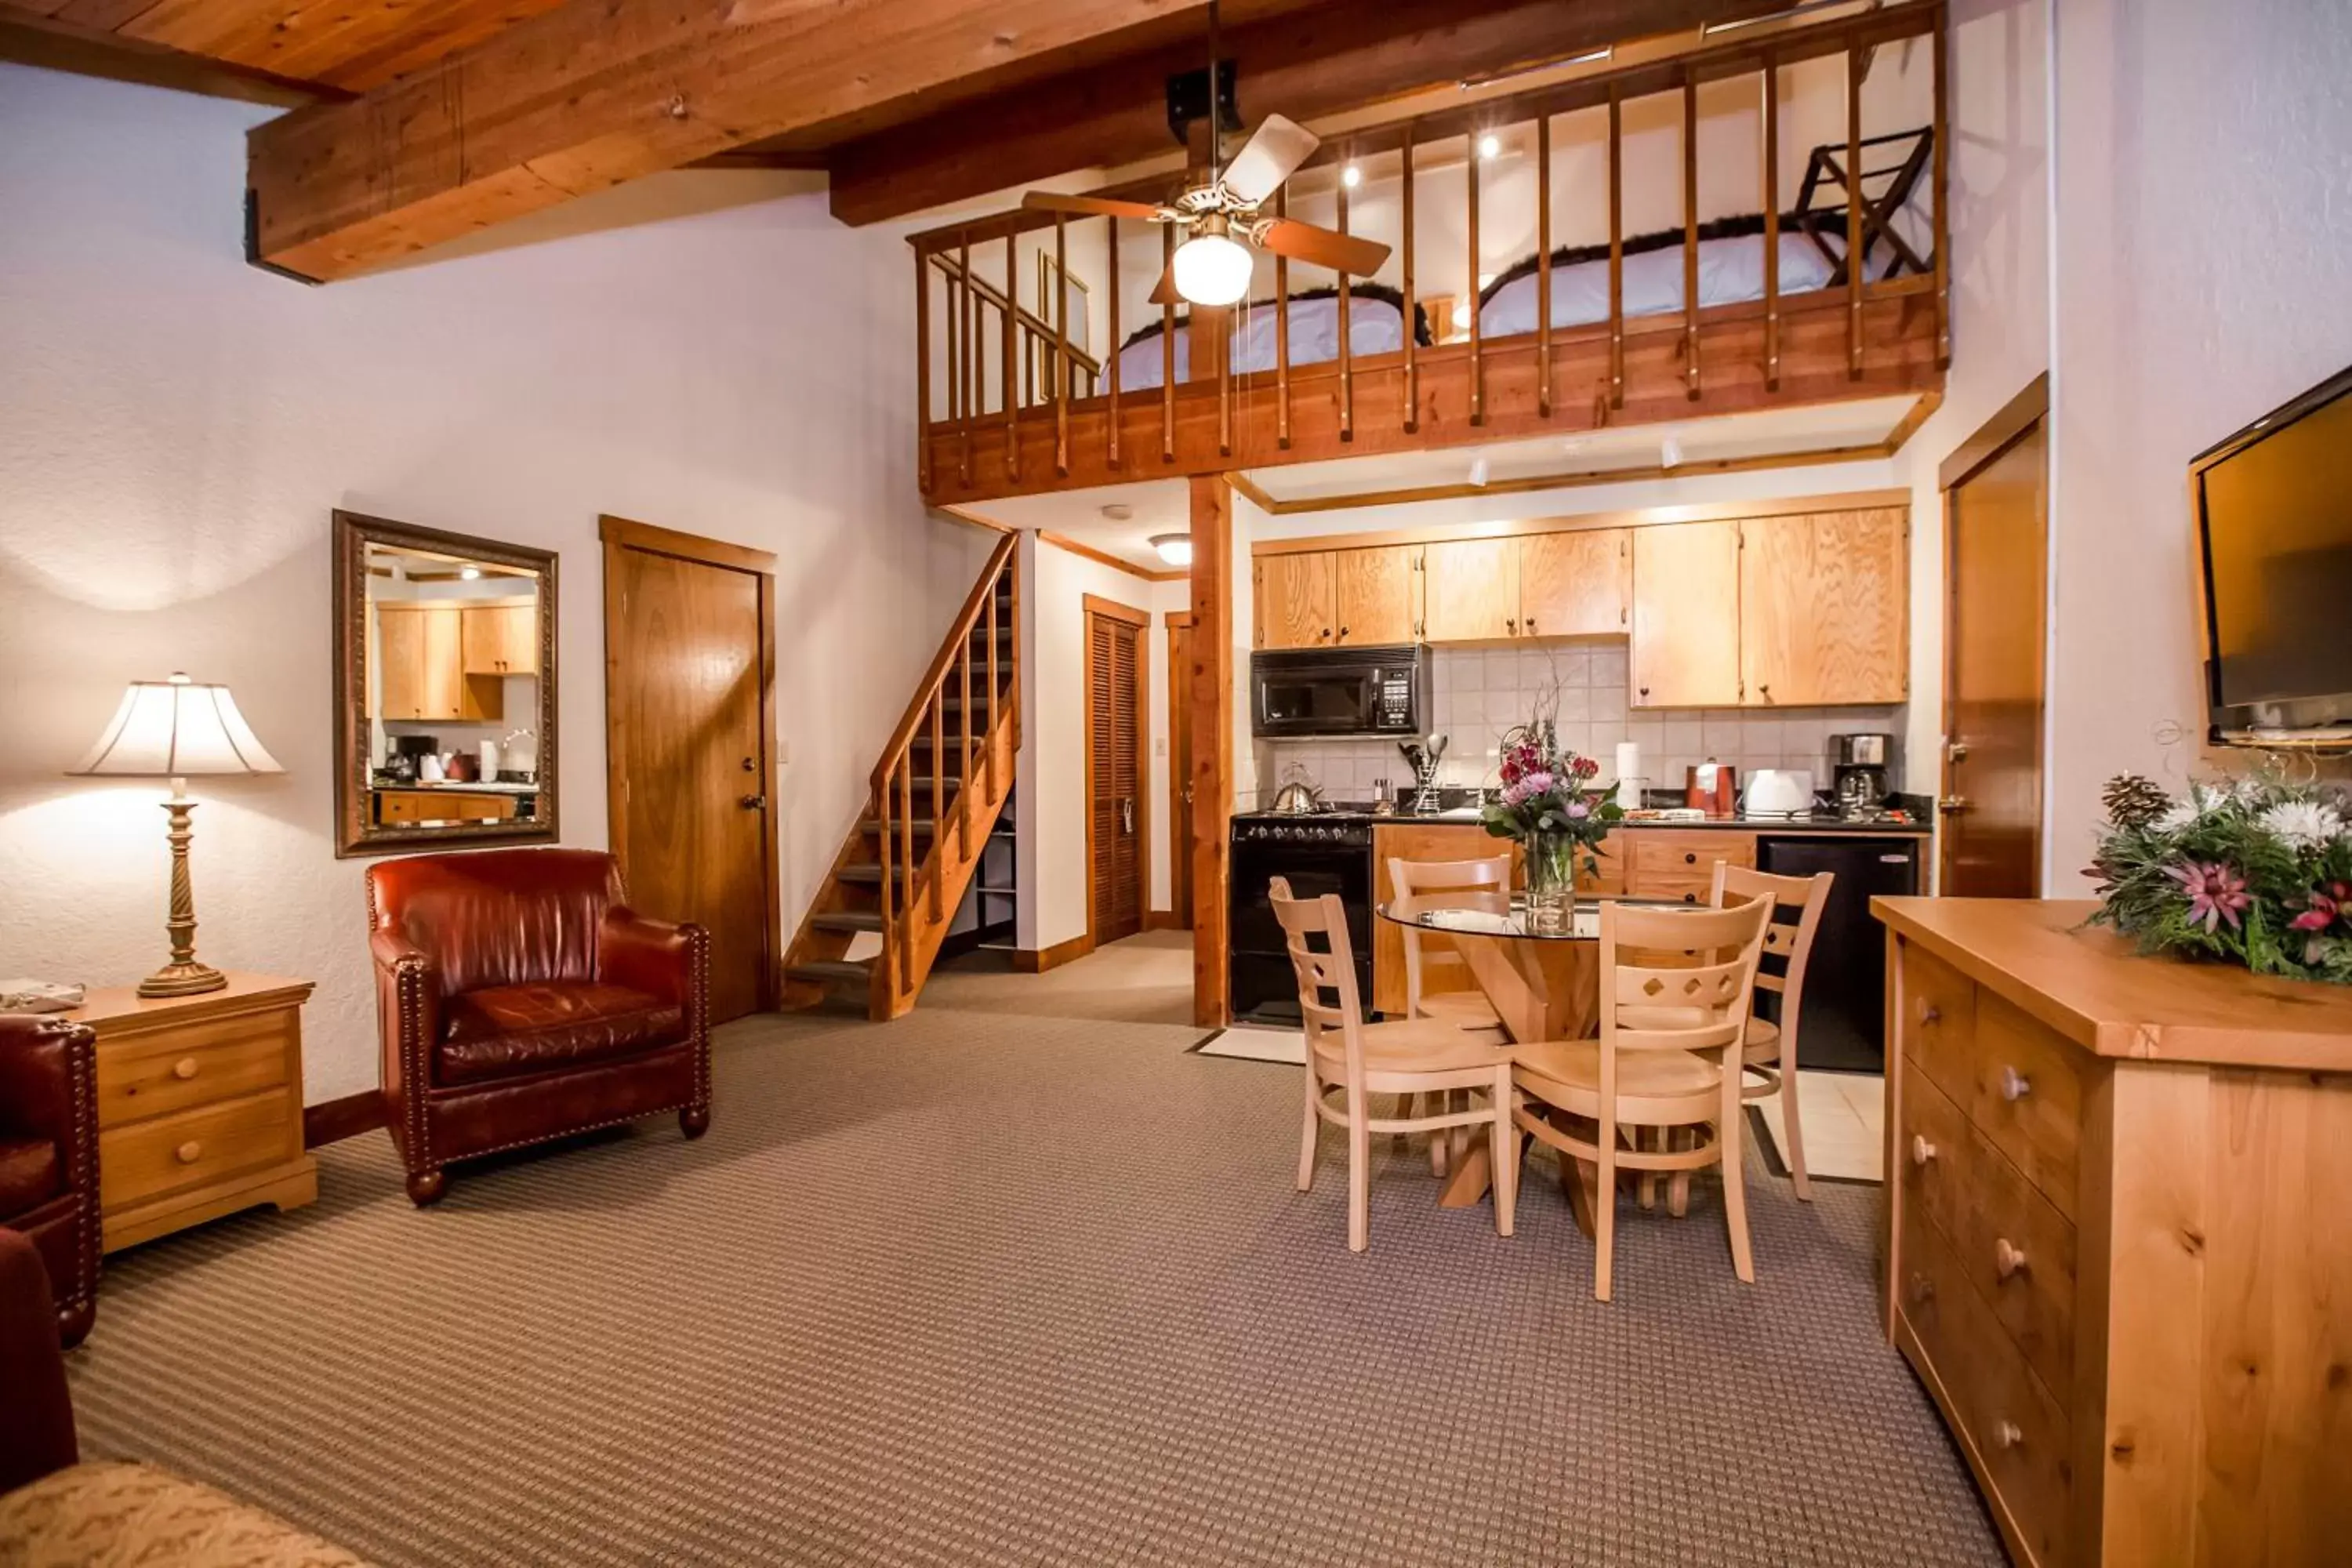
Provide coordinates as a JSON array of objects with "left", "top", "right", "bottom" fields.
[{"left": 1375, "top": 897, "right": 1696, "bottom": 941}]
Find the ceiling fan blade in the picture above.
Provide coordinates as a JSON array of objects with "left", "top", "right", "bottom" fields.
[
  {"left": 1021, "top": 192, "right": 1167, "bottom": 221},
  {"left": 1150, "top": 261, "right": 1184, "bottom": 308},
  {"left": 1255, "top": 219, "right": 1391, "bottom": 277},
  {"left": 1219, "top": 114, "right": 1320, "bottom": 207}
]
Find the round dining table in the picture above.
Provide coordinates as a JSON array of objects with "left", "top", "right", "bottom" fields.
[{"left": 1375, "top": 895, "right": 1697, "bottom": 1233}]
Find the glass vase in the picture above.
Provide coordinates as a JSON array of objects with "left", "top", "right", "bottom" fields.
[{"left": 1523, "top": 829, "right": 1579, "bottom": 935}]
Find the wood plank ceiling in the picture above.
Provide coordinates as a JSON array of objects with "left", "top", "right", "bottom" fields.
[{"left": 2, "top": 0, "right": 1802, "bottom": 280}]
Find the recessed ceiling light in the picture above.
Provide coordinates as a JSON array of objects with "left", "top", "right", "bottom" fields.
[
  {"left": 1341, "top": 164, "right": 1362, "bottom": 189},
  {"left": 1660, "top": 436, "right": 1683, "bottom": 470},
  {"left": 459, "top": 566, "right": 481, "bottom": 580},
  {"left": 1150, "top": 533, "right": 1193, "bottom": 567},
  {"left": 1477, "top": 134, "right": 1502, "bottom": 161},
  {"left": 1100, "top": 503, "right": 1134, "bottom": 521},
  {"left": 1468, "top": 457, "right": 1491, "bottom": 488}
]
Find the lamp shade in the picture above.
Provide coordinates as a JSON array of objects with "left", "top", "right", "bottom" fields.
[{"left": 70, "top": 673, "right": 283, "bottom": 778}]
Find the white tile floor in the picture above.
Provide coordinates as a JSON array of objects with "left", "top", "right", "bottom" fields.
[{"left": 1753, "top": 1069, "right": 1886, "bottom": 1183}]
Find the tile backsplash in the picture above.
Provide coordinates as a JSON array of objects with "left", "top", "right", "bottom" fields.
[{"left": 1252, "top": 643, "right": 1904, "bottom": 806}]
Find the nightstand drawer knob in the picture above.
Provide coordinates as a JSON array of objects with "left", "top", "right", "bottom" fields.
[
  {"left": 1995, "top": 1238, "right": 2028, "bottom": 1280},
  {"left": 1994, "top": 1420, "right": 2024, "bottom": 1450},
  {"left": 1907, "top": 1273, "right": 1933, "bottom": 1306},
  {"left": 175, "top": 1140, "right": 203, "bottom": 1164},
  {"left": 1919, "top": 1003, "right": 1940, "bottom": 1025},
  {"left": 1911, "top": 1134, "right": 1936, "bottom": 1167},
  {"left": 2001, "top": 1065, "right": 2031, "bottom": 1102},
  {"left": 172, "top": 1057, "right": 200, "bottom": 1080}
]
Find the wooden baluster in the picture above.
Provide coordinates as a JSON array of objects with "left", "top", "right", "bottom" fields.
[
  {"left": 957, "top": 642, "right": 972, "bottom": 858},
  {"left": 914, "top": 247, "right": 932, "bottom": 492},
  {"left": 1275, "top": 186, "right": 1291, "bottom": 448},
  {"left": 898, "top": 760, "right": 914, "bottom": 989},
  {"left": 956, "top": 232, "right": 972, "bottom": 485},
  {"left": 1467, "top": 129, "right": 1483, "bottom": 426},
  {"left": 1846, "top": 42, "right": 1864, "bottom": 379},
  {"left": 1931, "top": 9, "right": 1951, "bottom": 368},
  {"left": 929, "top": 689, "right": 945, "bottom": 919},
  {"left": 1160, "top": 223, "right": 1176, "bottom": 462},
  {"left": 875, "top": 774, "right": 894, "bottom": 993},
  {"left": 1608, "top": 87, "right": 1624, "bottom": 410},
  {"left": 1002, "top": 234, "right": 1018, "bottom": 478},
  {"left": 1682, "top": 72, "right": 1700, "bottom": 401},
  {"left": 1106, "top": 219, "right": 1122, "bottom": 468},
  {"left": 1400, "top": 128, "right": 1417, "bottom": 434},
  {"left": 985, "top": 572, "right": 1000, "bottom": 801},
  {"left": 1762, "top": 51, "right": 1782, "bottom": 392},
  {"left": 1054, "top": 214, "right": 1070, "bottom": 476},
  {"left": 1536, "top": 112, "right": 1552, "bottom": 419},
  {"left": 1337, "top": 155, "right": 1353, "bottom": 441}
]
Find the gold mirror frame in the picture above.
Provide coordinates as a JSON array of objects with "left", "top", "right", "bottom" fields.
[{"left": 332, "top": 510, "right": 560, "bottom": 858}]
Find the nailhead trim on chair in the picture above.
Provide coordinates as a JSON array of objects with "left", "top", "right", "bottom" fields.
[{"left": 63, "top": 1025, "right": 98, "bottom": 1332}]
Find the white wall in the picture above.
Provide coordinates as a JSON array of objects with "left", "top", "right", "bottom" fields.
[
  {"left": 2043, "top": 0, "right": 2352, "bottom": 881},
  {"left": 0, "top": 65, "right": 993, "bottom": 1100}
]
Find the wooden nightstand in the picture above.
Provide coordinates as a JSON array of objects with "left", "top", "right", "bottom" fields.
[{"left": 62, "top": 974, "right": 318, "bottom": 1251}]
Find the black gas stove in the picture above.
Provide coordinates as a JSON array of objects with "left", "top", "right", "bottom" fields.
[{"left": 1228, "top": 810, "right": 1377, "bottom": 1025}]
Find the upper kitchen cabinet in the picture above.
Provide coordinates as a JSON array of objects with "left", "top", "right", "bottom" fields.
[
  {"left": 1519, "top": 529, "right": 1629, "bottom": 638},
  {"left": 1421, "top": 538, "right": 1519, "bottom": 641},
  {"left": 1254, "top": 551, "right": 1337, "bottom": 650},
  {"left": 1738, "top": 509, "right": 1909, "bottom": 706},
  {"left": 1332, "top": 546, "right": 1423, "bottom": 645},
  {"left": 1631, "top": 521, "right": 1743, "bottom": 708},
  {"left": 461, "top": 601, "right": 539, "bottom": 676}
]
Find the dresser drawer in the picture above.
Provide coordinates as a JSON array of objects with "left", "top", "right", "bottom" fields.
[
  {"left": 96, "top": 1011, "right": 293, "bottom": 1128},
  {"left": 1897, "top": 1192, "right": 2076, "bottom": 1568},
  {"left": 1898, "top": 942, "right": 1978, "bottom": 1071},
  {"left": 99, "top": 1091, "right": 297, "bottom": 1212},
  {"left": 1904, "top": 967, "right": 2082, "bottom": 1218},
  {"left": 1900, "top": 1068, "right": 2078, "bottom": 1399},
  {"left": 1628, "top": 831, "right": 1755, "bottom": 902}
]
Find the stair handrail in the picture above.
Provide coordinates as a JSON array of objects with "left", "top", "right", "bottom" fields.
[{"left": 872, "top": 529, "right": 1018, "bottom": 795}]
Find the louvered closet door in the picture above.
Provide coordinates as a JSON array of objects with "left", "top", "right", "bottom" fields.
[{"left": 1087, "top": 606, "right": 1147, "bottom": 945}]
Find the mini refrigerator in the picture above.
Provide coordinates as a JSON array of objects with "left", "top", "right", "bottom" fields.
[{"left": 1755, "top": 835, "right": 1922, "bottom": 1073}]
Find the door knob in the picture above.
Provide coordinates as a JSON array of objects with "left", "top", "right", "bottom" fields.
[
  {"left": 1937, "top": 796, "right": 1969, "bottom": 815},
  {"left": 1947, "top": 740, "right": 1971, "bottom": 762},
  {"left": 740, "top": 794, "right": 767, "bottom": 811},
  {"left": 1121, "top": 797, "right": 1136, "bottom": 834}
]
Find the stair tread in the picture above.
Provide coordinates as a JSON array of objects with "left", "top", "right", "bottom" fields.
[
  {"left": 837, "top": 864, "right": 909, "bottom": 884},
  {"left": 860, "top": 818, "right": 939, "bottom": 833},
  {"left": 786, "top": 960, "right": 873, "bottom": 982},
  {"left": 811, "top": 911, "right": 884, "bottom": 933}
]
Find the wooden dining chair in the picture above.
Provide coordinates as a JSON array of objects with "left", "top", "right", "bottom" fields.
[
  {"left": 1386, "top": 855, "right": 1512, "bottom": 1032},
  {"left": 1711, "top": 863, "right": 1835, "bottom": 1200},
  {"left": 1511, "top": 898, "right": 1772, "bottom": 1301},
  {"left": 1269, "top": 877, "right": 1516, "bottom": 1254}
]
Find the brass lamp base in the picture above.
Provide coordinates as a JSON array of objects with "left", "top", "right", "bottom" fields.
[
  {"left": 141, "top": 786, "right": 227, "bottom": 998},
  {"left": 140, "top": 960, "right": 227, "bottom": 998}
]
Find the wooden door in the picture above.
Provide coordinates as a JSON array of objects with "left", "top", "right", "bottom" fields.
[
  {"left": 1941, "top": 382, "right": 2049, "bottom": 897},
  {"left": 1167, "top": 612, "right": 1196, "bottom": 928},
  {"left": 1253, "top": 551, "right": 1334, "bottom": 649},
  {"left": 1422, "top": 538, "right": 1519, "bottom": 641},
  {"left": 376, "top": 606, "right": 426, "bottom": 720},
  {"left": 1086, "top": 598, "right": 1148, "bottom": 944},
  {"left": 1631, "top": 521, "right": 1742, "bottom": 707},
  {"left": 1332, "top": 546, "right": 1421, "bottom": 645},
  {"left": 1739, "top": 509, "right": 1909, "bottom": 706},
  {"left": 604, "top": 518, "right": 778, "bottom": 1022},
  {"left": 1518, "top": 528, "right": 1629, "bottom": 637}
]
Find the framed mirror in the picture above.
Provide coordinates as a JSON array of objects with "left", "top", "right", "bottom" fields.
[{"left": 332, "top": 510, "right": 559, "bottom": 857}]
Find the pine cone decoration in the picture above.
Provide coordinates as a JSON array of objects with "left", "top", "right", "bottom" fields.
[{"left": 2102, "top": 773, "right": 2171, "bottom": 829}]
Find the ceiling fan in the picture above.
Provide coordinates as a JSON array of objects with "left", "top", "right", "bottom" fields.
[{"left": 1018, "top": 2, "right": 1391, "bottom": 310}]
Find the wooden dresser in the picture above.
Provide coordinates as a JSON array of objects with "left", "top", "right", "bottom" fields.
[
  {"left": 63, "top": 974, "right": 318, "bottom": 1251},
  {"left": 1873, "top": 898, "right": 2352, "bottom": 1568}
]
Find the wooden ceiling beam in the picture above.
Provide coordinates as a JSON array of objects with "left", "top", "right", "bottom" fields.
[
  {"left": 244, "top": 0, "right": 1231, "bottom": 283},
  {"left": 0, "top": 13, "right": 347, "bottom": 109},
  {"left": 822, "top": 0, "right": 1798, "bottom": 227}
]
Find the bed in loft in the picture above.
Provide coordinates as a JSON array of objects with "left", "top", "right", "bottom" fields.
[{"left": 1112, "top": 285, "right": 1431, "bottom": 393}]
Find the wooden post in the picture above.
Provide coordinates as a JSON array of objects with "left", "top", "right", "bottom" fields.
[
  {"left": 1536, "top": 113, "right": 1553, "bottom": 419},
  {"left": 1400, "top": 128, "right": 1418, "bottom": 434},
  {"left": 1188, "top": 475, "right": 1232, "bottom": 1029},
  {"left": 1846, "top": 42, "right": 1865, "bottom": 379},
  {"left": 1275, "top": 186, "right": 1292, "bottom": 449},
  {"left": 914, "top": 246, "right": 932, "bottom": 492},
  {"left": 1160, "top": 223, "right": 1177, "bottom": 462},
  {"left": 1608, "top": 87, "right": 1624, "bottom": 410},
  {"left": 1337, "top": 154, "right": 1354, "bottom": 441},
  {"left": 1930, "top": 3, "right": 1951, "bottom": 369},
  {"left": 1054, "top": 214, "right": 1070, "bottom": 476},
  {"left": 1682, "top": 73, "right": 1700, "bottom": 401},
  {"left": 1002, "top": 233, "right": 1018, "bottom": 479},
  {"left": 1106, "top": 219, "right": 1122, "bottom": 467},
  {"left": 1467, "top": 129, "right": 1483, "bottom": 426},
  {"left": 1762, "top": 51, "right": 1782, "bottom": 392},
  {"left": 956, "top": 230, "right": 973, "bottom": 485},
  {"left": 928, "top": 692, "right": 945, "bottom": 919}
]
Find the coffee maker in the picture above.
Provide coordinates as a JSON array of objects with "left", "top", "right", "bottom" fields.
[
  {"left": 1830, "top": 732, "right": 1892, "bottom": 818},
  {"left": 383, "top": 734, "right": 440, "bottom": 783}
]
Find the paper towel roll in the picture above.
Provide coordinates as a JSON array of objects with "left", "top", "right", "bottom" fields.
[{"left": 1614, "top": 740, "right": 1642, "bottom": 808}]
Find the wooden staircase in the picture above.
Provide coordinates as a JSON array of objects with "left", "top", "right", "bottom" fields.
[{"left": 781, "top": 534, "right": 1019, "bottom": 1020}]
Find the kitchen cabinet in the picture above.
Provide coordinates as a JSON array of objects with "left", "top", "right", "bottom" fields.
[
  {"left": 375, "top": 602, "right": 502, "bottom": 724},
  {"left": 1368, "top": 822, "right": 1620, "bottom": 1014},
  {"left": 1254, "top": 552, "right": 1336, "bottom": 649},
  {"left": 461, "top": 602, "right": 539, "bottom": 676},
  {"left": 1421, "top": 538, "right": 1519, "bottom": 641},
  {"left": 376, "top": 789, "right": 519, "bottom": 824},
  {"left": 1739, "top": 509, "right": 1907, "bottom": 706},
  {"left": 1518, "top": 528, "right": 1629, "bottom": 638},
  {"left": 1332, "top": 546, "right": 1422, "bottom": 645},
  {"left": 1631, "top": 521, "right": 1743, "bottom": 708}
]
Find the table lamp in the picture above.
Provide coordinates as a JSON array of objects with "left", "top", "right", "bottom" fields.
[{"left": 68, "top": 673, "right": 283, "bottom": 997}]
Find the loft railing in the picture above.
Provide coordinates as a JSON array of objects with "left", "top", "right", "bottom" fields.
[
  {"left": 906, "top": 0, "right": 1948, "bottom": 498},
  {"left": 871, "top": 529, "right": 1019, "bottom": 995}
]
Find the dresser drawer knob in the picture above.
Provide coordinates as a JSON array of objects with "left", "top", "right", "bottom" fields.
[
  {"left": 1918, "top": 1002, "right": 1940, "bottom": 1025},
  {"left": 1907, "top": 1274, "right": 1933, "bottom": 1306},
  {"left": 1911, "top": 1134, "right": 1936, "bottom": 1167},
  {"left": 2000, "top": 1065, "right": 2031, "bottom": 1102},
  {"left": 175, "top": 1140, "right": 203, "bottom": 1164},
  {"left": 1994, "top": 1238, "right": 2028, "bottom": 1280},
  {"left": 172, "top": 1057, "right": 200, "bottom": 1080},
  {"left": 1994, "top": 1420, "right": 2024, "bottom": 1450}
]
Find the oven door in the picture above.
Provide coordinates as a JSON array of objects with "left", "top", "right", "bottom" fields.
[
  {"left": 1253, "top": 659, "right": 1380, "bottom": 739},
  {"left": 1228, "top": 837, "right": 1374, "bottom": 1022}
]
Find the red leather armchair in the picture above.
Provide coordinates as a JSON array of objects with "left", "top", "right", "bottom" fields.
[
  {"left": 0, "top": 1016, "right": 99, "bottom": 1348},
  {"left": 365, "top": 848, "right": 711, "bottom": 1207}
]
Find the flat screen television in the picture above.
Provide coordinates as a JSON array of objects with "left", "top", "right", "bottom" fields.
[{"left": 2194, "top": 361, "right": 2352, "bottom": 744}]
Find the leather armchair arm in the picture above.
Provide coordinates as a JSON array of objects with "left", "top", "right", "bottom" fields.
[
  {"left": 371, "top": 926, "right": 441, "bottom": 1102},
  {"left": 600, "top": 909, "right": 707, "bottom": 1031},
  {"left": 0, "top": 1016, "right": 89, "bottom": 1159}
]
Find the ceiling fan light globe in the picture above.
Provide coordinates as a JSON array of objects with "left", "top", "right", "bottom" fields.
[{"left": 1172, "top": 232, "right": 1254, "bottom": 307}]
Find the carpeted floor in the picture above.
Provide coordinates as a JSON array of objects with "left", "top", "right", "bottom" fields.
[
  {"left": 64, "top": 997, "right": 2000, "bottom": 1566},
  {"left": 923, "top": 930, "right": 1197, "bottom": 1026}
]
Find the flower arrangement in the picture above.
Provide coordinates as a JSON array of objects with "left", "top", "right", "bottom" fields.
[
  {"left": 1481, "top": 719, "right": 1624, "bottom": 929},
  {"left": 2087, "top": 768, "right": 2352, "bottom": 983}
]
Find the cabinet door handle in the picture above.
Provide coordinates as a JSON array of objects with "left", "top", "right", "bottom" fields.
[
  {"left": 1525, "top": 618, "right": 1537, "bottom": 633},
  {"left": 172, "top": 1057, "right": 200, "bottom": 1080},
  {"left": 1994, "top": 1238, "right": 2028, "bottom": 1280},
  {"left": 1506, "top": 618, "right": 1517, "bottom": 633},
  {"left": 1683, "top": 851, "right": 1697, "bottom": 865},
  {"left": 1911, "top": 1134, "right": 1936, "bottom": 1167},
  {"left": 1759, "top": 683, "right": 1772, "bottom": 701},
  {"left": 1322, "top": 627, "right": 1333, "bottom": 641},
  {"left": 175, "top": 1141, "right": 203, "bottom": 1165},
  {"left": 2001, "top": 1065, "right": 2031, "bottom": 1102},
  {"left": 1638, "top": 685, "right": 1650, "bottom": 699},
  {"left": 1682, "top": 892, "right": 1698, "bottom": 905},
  {"left": 1338, "top": 625, "right": 1350, "bottom": 639}
]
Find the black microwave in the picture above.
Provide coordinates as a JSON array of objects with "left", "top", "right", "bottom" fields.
[{"left": 1251, "top": 645, "right": 1430, "bottom": 739}]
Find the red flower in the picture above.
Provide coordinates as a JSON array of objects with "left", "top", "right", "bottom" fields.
[
  {"left": 2164, "top": 860, "right": 2251, "bottom": 933},
  {"left": 2290, "top": 881, "right": 2350, "bottom": 933}
]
